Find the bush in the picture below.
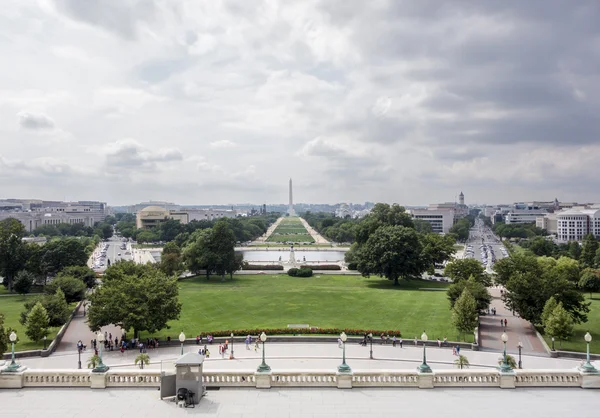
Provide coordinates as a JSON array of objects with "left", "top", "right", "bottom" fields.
[
  {"left": 45, "top": 275, "right": 86, "bottom": 303},
  {"left": 287, "top": 268, "right": 299, "bottom": 277},
  {"left": 347, "top": 263, "right": 358, "bottom": 270},
  {"left": 300, "top": 264, "right": 341, "bottom": 271},
  {"left": 14, "top": 270, "right": 35, "bottom": 294},
  {"left": 20, "top": 289, "right": 71, "bottom": 328},
  {"left": 296, "top": 267, "right": 313, "bottom": 277},
  {"left": 242, "top": 264, "right": 284, "bottom": 271}
]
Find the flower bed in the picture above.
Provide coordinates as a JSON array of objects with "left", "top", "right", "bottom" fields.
[
  {"left": 194, "top": 328, "right": 402, "bottom": 337},
  {"left": 300, "top": 264, "right": 341, "bottom": 270}
]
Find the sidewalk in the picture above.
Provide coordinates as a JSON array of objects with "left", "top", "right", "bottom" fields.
[{"left": 479, "top": 288, "right": 547, "bottom": 355}]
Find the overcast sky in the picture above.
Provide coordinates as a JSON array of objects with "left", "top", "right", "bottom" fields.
[{"left": 1, "top": 0, "right": 599, "bottom": 206}]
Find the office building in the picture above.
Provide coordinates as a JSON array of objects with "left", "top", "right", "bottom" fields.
[{"left": 556, "top": 207, "right": 600, "bottom": 242}]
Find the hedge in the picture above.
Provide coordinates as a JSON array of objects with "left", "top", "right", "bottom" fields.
[
  {"left": 300, "top": 264, "right": 341, "bottom": 270},
  {"left": 288, "top": 267, "right": 312, "bottom": 277},
  {"left": 242, "top": 264, "right": 284, "bottom": 271},
  {"left": 186, "top": 328, "right": 403, "bottom": 338}
]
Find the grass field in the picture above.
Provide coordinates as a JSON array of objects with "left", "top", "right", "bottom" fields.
[
  {"left": 139, "top": 274, "right": 469, "bottom": 343},
  {"left": 267, "top": 233, "right": 315, "bottom": 243},
  {"left": 1, "top": 295, "right": 68, "bottom": 352},
  {"left": 543, "top": 293, "right": 600, "bottom": 353},
  {"left": 266, "top": 217, "right": 315, "bottom": 243}
]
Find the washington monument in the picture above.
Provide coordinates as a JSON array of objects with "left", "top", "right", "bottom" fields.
[{"left": 288, "top": 178, "right": 295, "bottom": 216}]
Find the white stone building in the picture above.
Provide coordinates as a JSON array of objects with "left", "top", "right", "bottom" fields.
[
  {"left": 408, "top": 208, "right": 455, "bottom": 234},
  {"left": 556, "top": 207, "right": 600, "bottom": 242}
]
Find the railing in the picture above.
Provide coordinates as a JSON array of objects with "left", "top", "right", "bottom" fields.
[
  {"left": 514, "top": 370, "right": 581, "bottom": 387},
  {"left": 2, "top": 368, "right": 598, "bottom": 390}
]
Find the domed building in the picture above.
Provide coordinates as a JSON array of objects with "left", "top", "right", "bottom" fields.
[{"left": 136, "top": 205, "right": 170, "bottom": 229}]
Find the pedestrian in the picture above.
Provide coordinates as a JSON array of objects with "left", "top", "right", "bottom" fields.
[
  {"left": 254, "top": 339, "right": 259, "bottom": 352},
  {"left": 452, "top": 346, "right": 457, "bottom": 356},
  {"left": 414, "top": 336, "right": 418, "bottom": 346},
  {"left": 380, "top": 333, "right": 385, "bottom": 345},
  {"left": 245, "top": 336, "right": 250, "bottom": 350},
  {"left": 392, "top": 336, "right": 397, "bottom": 347},
  {"left": 504, "top": 318, "right": 507, "bottom": 327},
  {"left": 203, "top": 345, "right": 207, "bottom": 356},
  {"left": 337, "top": 338, "right": 342, "bottom": 348},
  {"left": 457, "top": 346, "right": 461, "bottom": 355},
  {"left": 109, "top": 333, "right": 112, "bottom": 341},
  {"left": 437, "top": 339, "right": 441, "bottom": 347},
  {"left": 443, "top": 337, "right": 447, "bottom": 346},
  {"left": 196, "top": 335, "right": 200, "bottom": 345},
  {"left": 399, "top": 338, "right": 403, "bottom": 348},
  {"left": 500, "top": 319, "right": 504, "bottom": 327}
]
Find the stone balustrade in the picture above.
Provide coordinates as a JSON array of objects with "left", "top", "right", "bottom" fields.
[{"left": 1, "top": 368, "right": 598, "bottom": 390}]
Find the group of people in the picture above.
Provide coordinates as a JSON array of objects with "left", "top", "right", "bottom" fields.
[{"left": 195, "top": 335, "right": 214, "bottom": 345}]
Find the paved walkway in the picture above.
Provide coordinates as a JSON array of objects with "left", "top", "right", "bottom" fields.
[
  {"left": 56, "top": 303, "right": 123, "bottom": 353},
  {"left": 479, "top": 288, "right": 547, "bottom": 355},
  {"left": 2, "top": 387, "right": 600, "bottom": 418},
  {"left": 299, "top": 217, "right": 329, "bottom": 244}
]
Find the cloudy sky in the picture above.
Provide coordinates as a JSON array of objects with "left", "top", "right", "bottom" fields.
[{"left": 1, "top": 0, "right": 599, "bottom": 206}]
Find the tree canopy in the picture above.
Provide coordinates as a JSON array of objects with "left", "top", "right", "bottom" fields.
[{"left": 444, "top": 258, "right": 489, "bottom": 285}]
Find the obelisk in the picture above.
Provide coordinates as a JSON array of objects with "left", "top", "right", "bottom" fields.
[{"left": 288, "top": 178, "right": 295, "bottom": 216}]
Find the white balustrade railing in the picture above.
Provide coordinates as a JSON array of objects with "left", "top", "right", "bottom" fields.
[
  {"left": 2, "top": 368, "right": 597, "bottom": 390},
  {"left": 514, "top": 370, "right": 581, "bottom": 387},
  {"left": 433, "top": 370, "right": 499, "bottom": 386},
  {"left": 352, "top": 371, "right": 419, "bottom": 387}
]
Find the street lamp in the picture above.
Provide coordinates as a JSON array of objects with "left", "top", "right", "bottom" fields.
[
  {"left": 78, "top": 345, "right": 82, "bottom": 369},
  {"left": 337, "top": 332, "right": 351, "bottom": 373},
  {"left": 368, "top": 333, "right": 373, "bottom": 360},
  {"left": 551, "top": 337, "right": 555, "bottom": 351},
  {"left": 43, "top": 335, "right": 47, "bottom": 350},
  {"left": 579, "top": 332, "right": 597, "bottom": 373},
  {"left": 517, "top": 341, "right": 523, "bottom": 369},
  {"left": 257, "top": 332, "right": 271, "bottom": 373},
  {"left": 179, "top": 331, "right": 186, "bottom": 355},
  {"left": 3, "top": 332, "right": 21, "bottom": 372},
  {"left": 499, "top": 332, "right": 512, "bottom": 373},
  {"left": 230, "top": 332, "right": 235, "bottom": 360},
  {"left": 93, "top": 332, "right": 109, "bottom": 372},
  {"left": 417, "top": 331, "right": 432, "bottom": 373}
]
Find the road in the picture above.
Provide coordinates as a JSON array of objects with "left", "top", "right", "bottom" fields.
[
  {"left": 465, "top": 218, "right": 507, "bottom": 273},
  {"left": 89, "top": 236, "right": 133, "bottom": 272}
]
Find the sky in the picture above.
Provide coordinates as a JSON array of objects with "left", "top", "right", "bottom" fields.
[{"left": 1, "top": 0, "right": 599, "bottom": 206}]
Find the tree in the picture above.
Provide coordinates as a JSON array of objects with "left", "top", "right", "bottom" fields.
[
  {"left": 353, "top": 225, "right": 424, "bottom": 285},
  {"left": 544, "top": 302, "right": 574, "bottom": 349},
  {"left": 157, "top": 219, "right": 185, "bottom": 242},
  {"left": 159, "top": 242, "right": 184, "bottom": 277},
  {"left": 0, "top": 313, "right": 8, "bottom": 355},
  {"left": 568, "top": 241, "right": 582, "bottom": 260},
  {"left": 580, "top": 234, "right": 599, "bottom": 268},
  {"left": 183, "top": 229, "right": 214, "bottom": 278},
  {"left": 87, "top": 263, "right": 181, "bottom": 338},
  {"left": 413, "top": 219, "right": 433, "bottom": 234},
  {"left": 209, "top": 221, "right": 238, "bottom": 280},
  {"left": 454, "top": 355, "right": 470, "bottom": 369},
  {"left": 451, "top": 289, "right": 479, "bottom": 341},
  {"left": 0, "top": 218, "right": 28, "bottom": 292},
  {"left": 45, "top": 275, "right": 86, "bottom": 303},
  {"left": 136, "top": 230, "right": 157, "bottom": 244},
  {"left": 13, "top": 270, "right": 35, "bottom": 294},
  {"left": 541, "top": 297, "right": 558, "bottom": 328},
  {"left": 94, "top": 222, "right": 113, "bottom": 240},
  {"left": 444, "top": 258, "right": 488, "bottom": 285},
  {"left": 447, "top": 276, "right": 492, "bottom": 313},
  {"left": 498, "top": 354, "right": 517, "bottom": 369},
  {"left": 135, "top": 353, "right": 150, "bottom": 369},
  {"left": 87, "top": 354, "right": 101, "bottom": 369},
  {"left": 20, "top": 288, "right": 70, "bottom": 327},
  {"left": 41, "top": 238, "right": 88, "bottom": 278},
  {"left": 448, "top": 218, "right": 471, "bottom": 242},
  {"left": 420, "top": 233, "right": 456, "bottom": 273},
  {"left": 58, "top": 265, "right": 97, "bottom": 289},
  {"left": 579, "top": 269, "right": 600, "bottom": 299},
  {"left": 595, "top": 247, "right": 600, "bottom": 269},
  {"left": 552, "top": 256, "right": 580, "bottom": 284},
  {"left": 354, "top": 203, "right": 414, "bottom": 245},
  {"left": 25, "top": 302, "right": 49, "bottom": 343}
]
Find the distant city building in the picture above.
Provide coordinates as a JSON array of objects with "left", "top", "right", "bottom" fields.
[
  {"left": 536, "top": 213, "right": 558, "bottom": 235},
  {"left": 0, "top": 199, "right": 108, "bottom": 233},
  {"left": 127, "top": 201, "right": 180, "bottom": 213},
  {"left": 504, "top": 209, "right": 548, "bottom": 224},
  {"left": 408, "top": 208, "right": 455, "bottom": 234},
  {"left": 136, "top": 206, "right": 238, "bottom": 229},
  {"left": 556, "top": 207, "right": 600, "bottom": 242}
]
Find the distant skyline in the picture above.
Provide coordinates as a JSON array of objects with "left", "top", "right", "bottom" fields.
[{"left": 1, "top": 1, "right": 599, "bottom": 205}]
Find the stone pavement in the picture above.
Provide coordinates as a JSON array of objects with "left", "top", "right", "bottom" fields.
[
  {"left": 1, "top": 387, "right": 599, "bottom": 418},
  {"left": 479, "top": 288, "right": 547, "bottom": 355},
  {"left": 55, "top": 303, "right": 122, "bottom": 353}
]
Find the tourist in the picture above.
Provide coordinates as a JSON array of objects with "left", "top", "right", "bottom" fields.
[
  {"left": 77, "top": 340, "right": 84, "bottom": 351},
  {"left": 452, "top": 346, "right": 457, "bottom": 356},
  {"left": 109, "top": 332, "right": 112, "bottom": 342},
  {"left": 196, "top": 335, "right": 200, "bottom": 345},
  {"left": 392, "top": 336, "right": 397, "bottom": 347},
  {"left": 380, "top": 333, "right": 385, "bottom": 345},
  {"left": 115, "top": 337, "right": 119, "bottom": 348},
  {"left": 219, "top": 344, "right": 223, "bottom": 357},
  {"left": 399, "top": 338, "right": 403, "bottom": 348},
  {"left": 504, "top": 318, "right": 507, "bottom": 328},
  {"left": 456, "top": 346, "right": 461, "bottom": 355},
  {"left": 337, "top": 338, "right": 342, "bottom": 348},
  {"left": 443, "top": 337, "right": 448, "bottom": 346},
  {"left": 500, "top": 319, "right": 504, "bottom": 327},
  {"left": 437, "top": 339, "right": 441, "bottom": 347},
  {"left": 245, "top": 336, "right": 250, "bottom": 350},
  {"left": 414, "top": 336, "right": 418, "bottom": 346},
  {"left": 104, "top": 331, "right": 108, "bottom": 341},
  {"left": 254, "top": 339, "right": 259, "bottom": 352}
]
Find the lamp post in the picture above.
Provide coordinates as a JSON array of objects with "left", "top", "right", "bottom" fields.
[
  {"left": 257, "top": 332, "right": 271, "bottom": 372},
  {"left": 579, "top": 332, "right": 597, "bottom": 373},
  {"left": 368, "top": 333, "right": 373, "bottom": 360},
  {"left": 417, "top": 331, "right": 432, "bottom": 373},
  {"left": 517, "top": 341, "right": 523, "bottom": 369},
  {"left": 78, "top": 346, "right": 82, "bottom": 369},
  {"left": 43, "top": 335, "right": 47, "bottom": 350},
  {"left": 179, "top": 331, "right": 185, "bottom": 356},
  {"left": 93, "top": 332, "right": 109, "bottom": 372},
  {"left": 551, "top": 337, "right": 555, "bottom": 351},
  {"left": 337, "top": 332, "right": 351, "bottom": 373},
  {"left": 4, "top": 332, "right": 21, "bottom": 372},
  {"left": 230, "top": 332, "right": 235, "bottom": 360},
  {"left": 499, "top": 332, "right": 512, "bottom": 373}
]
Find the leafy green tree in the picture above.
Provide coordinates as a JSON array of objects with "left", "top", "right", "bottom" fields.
[
  {"left": 579, "top": 269, "right": 600, "bottom": 298},
  {"left": 183, "top": 229, "right": 213, "bottom": 278},
  {"left": 552, "top": 256, "right": 580, "bottom": 284},
  {"left": 448, "top": 218, "right": 471, "bottom": 242},
  {"left": 498, "top": 354, "right": 517, "bottom": 369},
  {"left": 0, "top": 313, "right": 8, "bottom": 355},
  {"left": 135, "top": 353, "right": 151, "bottom": 369},
  {"left": 541, "top": 297, "right": 558, "bottom": 328},
  {"left": 25, "top": 302, "right": 49, "bottom": 343},
  {"left": 13, "top": 270, "right": 35, "bottom": 294},
  {"left": 157, "top": 219, "right": 185, "bottom": 242},
  {"left": 209, "top": 220, "right": 238, "bottom": 280},
  {"left": 354, "top": 203, "right": 414, "bottom": 245},
  {"left": 353, "top": 225, "right": 424, "bottom": 285},
  {"left": 522, "top": 236, "right": 556, "bottom": 257},
  {"left": 413, "top": 219, "right": 433, "bottom": 234},
  {"left": 58, "top": 265, "right": 97, "bottom": 289},
  {"left": 159, "top": 242, "right": 184, "bottom": 277},
  {"left": 580, "top": 234, "right": 599, "bottom": 268},
  {"left": 136, "top": 230, "right": 157, "bottom": 244},
  {"left": 454, "top": 355, "right": 470, "bottom": 369},
  {"left": 420, "top": 233, "right": 456, "bottom": 273},
  {"left": 45, "top": 275, "right": 86, "bottom": 303},
  {"left": 447, "top": 276, "right": 492, "bottom": 313},
  {"left": 444, "top": 258, "right": 488, "bottom": 285},
  {"left": 595, "top": 247, "right": 600, "bottom": 269},
  {"left": 0, "top": 218, "right": 28, "bottom": 292},
  {"left": 87, "top": 263, "right": 181, "bottom": 338},
  {"left": 451, "top": 289, "right": 479, "bottom": 341},
  {"left": 544, "top": 302, "right": 574, "bottom": 349},
  {"left": 20, "top": 288, "right": 70, "bottom": 327},
  {"left": 41, "top": 238, "right": 88, "bottom": 278},
  {"left": 568, "top": 241, "right": 582, "bottom": 260},
  {"left": 94, "top": 222, "right": 113, "bottom": 240}
]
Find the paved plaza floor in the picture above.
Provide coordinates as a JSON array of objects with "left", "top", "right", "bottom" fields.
[{"left": 1, "top": 387, "right": 599, "bottom": 418}]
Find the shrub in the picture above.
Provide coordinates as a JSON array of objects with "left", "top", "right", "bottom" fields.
[
  {"left": 296, "top": 267, "right": 313, "bottom": 277},
  {"left": 45, "top": 275, "right": 86, "bottom": 303},
  {"left": 20, "top": 289, "right": 71, "bottom": 328},
  {"left": 347, "top": 263, "right": 358, "bottom": 270},
  {"left": 242, "top": 264, "right": 284, "bottom": 271},
  {"left": 300, "top": 264, "right": 341, "bottom": 271},
  {"left": 287, "top": 268, "right": 299, "bottom": 277},
  {"left": 14, "top": 270, "right": 35, "bottom": 294}
]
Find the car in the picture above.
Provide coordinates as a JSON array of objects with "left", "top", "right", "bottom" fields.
[{"left": 117, "top": 253, "right": 121, "bottom": 256}]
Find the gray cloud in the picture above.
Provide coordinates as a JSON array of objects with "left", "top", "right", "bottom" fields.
[
  {"left": 17, "top": 112, "right": 56, "bottom": 131},
  {"left": 104, "top": 139, "right": 183, "bottom": 171}
]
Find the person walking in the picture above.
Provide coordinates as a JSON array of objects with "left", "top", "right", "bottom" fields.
[
  {"left": 392, "top": 336, "right": 397, "bottom": 347},
  {"left": 399, "top": 338, "right": 403, "bottom": 348},
  {"left": 452, "top": 346, "right": 457, "bottom": 356},
  {"left": 337, "top": 338, "right": 342, "bottom": 349},
  {"left": 245, "top": 336, "right": 250, "bottom": 350},
  {"left": 504, "top": 318, "right": 507, "bottom": 328},
  {"left": 456, "top": 345, "right": 461, "bottom": 355},
  {"left": 414, "top": 336, "right": 418, "bottom": 346},
  {"left": 437, "top": 339, "right": 441, "bottom": 347}
]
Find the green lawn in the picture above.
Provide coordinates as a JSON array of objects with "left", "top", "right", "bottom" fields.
[
  {"left": 543, "top": 293, "right": 600, "bottom": 353},
  {"left": 0, "top": 295, "right": 67, "bottom": 352},
  {"left": 267, "top": 233, "right": 315, "bottom": 243},
  {"left": 266, "top": 217, "right": 315, "bottom": 243},
  {"left": 141, "top": 275, "right": 469, "bottom": 343}
]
